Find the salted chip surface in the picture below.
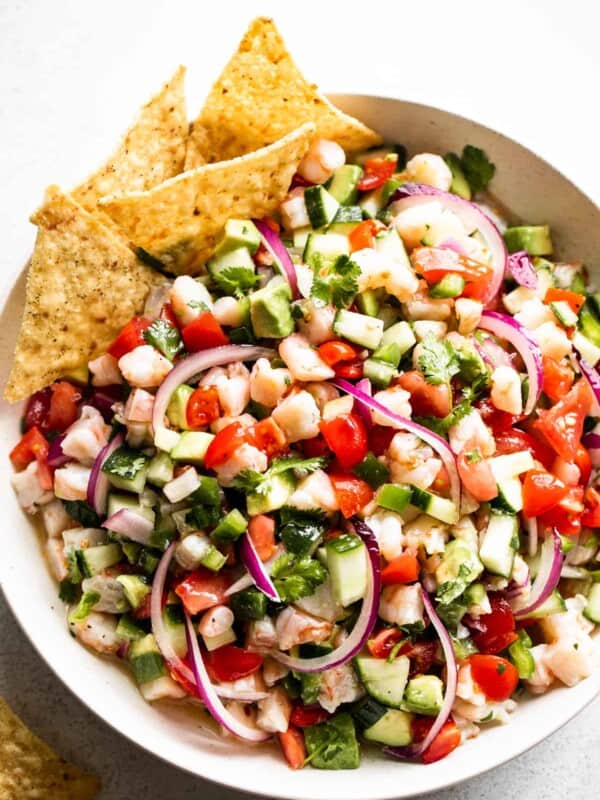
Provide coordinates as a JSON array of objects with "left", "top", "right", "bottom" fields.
[
  {"left": 100, "top": 122, "right": 315, "bottom": 275},
  {"left": 185, "top": 17, "right": 382, "bottom": 168},
  {"left": 4, "top": 187, "right": 163, "bottom": 402},
  {"left": 0, "top": 698, "right": 100, "bottom": 799},
  {"left": 73, "top": 65, "right": 187, "bottom": 211}
]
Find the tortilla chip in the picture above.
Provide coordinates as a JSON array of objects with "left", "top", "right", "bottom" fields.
[
  {"left": 4, "top": 187, "right": 163, "bottom": 402},
  {"left": 184, "top": 17, "right": 382, "bottom": 169},
  {"left": 73, "top": 66, "right": 187, "bottom": 212},
  {"left": 100, "top": 122, "right": 315, "bottom": 275},
  {"left": 0, "top": 697, "right": 100, "bottom": 799}
]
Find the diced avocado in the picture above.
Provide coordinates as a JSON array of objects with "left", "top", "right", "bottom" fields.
[
  {"left": 402, "top": 675, "right": 444, "bottom": 716},
  {"left": 303, "top": 232, "right": 350, "bottom": 263},
  {"left": 327, "top": 164, "right": 363, "bottom": 205},
  {"left": 304, "top": 713, "right": 360, "bottom": 770},
  {"left": 214, "top": 219, "right": 261, "bottom": 256},
  {"left": 230, "top": 587, "right": 268, "bottom": 621},
  {"left": 354, "top": 655, "right": 410, "bottom": 708},
  {"left": 479, "top": 512, "right": 519, "bottom": 578},
  {"left": 207, "top": 246, "right": 256, "bottom": 282},
  {"left": 504, "top": 225, "right": 553, "bottom": 256},
  {"left": 170, "top": 431, "right": 214, "bottom": 465},
  {"left": 363, "top": 357, "right": 397, "bottom": 388},
  {"left": 436, "top": 540, "right": 483, "bottom": 603},
  {"left": 333, "top": 309, "right": 384, "bottom": 350},
  {"left": 211, "top": 509, "right": 248, "bottom": 543},
  {"left": 116, "top": 575, "right": 151, "bottom": 610},
  {"left": 377, "top": 483, "right": 412, "bottom": 514},
  {"left": 166, "top": 385, "right": 193, "bottom": 431},
  {"left": 444, "top": 153, "right": 472, "bottom": 200},
  {"left": 246, "top": 471, "right": 295, "bottom": 516},
  {"left": 250, "top": 276, "right": 294, "bottom": 339},
  {"left": 147, "top": 452, "right": 175, "bottom": 488},
  {"left": 115, "top": 614, "right": 146, "bottom": 642},
  {"left": 356, "top": 288, "right": 381, "bottom": 318},
  {"left": 102, "top": 446, "right": 150, "bottom": 494},
  {"left": 326, "top": 534, "right": 367, "bottom": 607},
  {"left": 77, "top": 543, "right": 123, "bottom": 578},
  {"left": 129, "top": 634, "right": 166, "bottom": 685},
  {"left": 410, "top": 486, "right": 458, "bottom": 524},
  {"left": 429, "top": 273, "right": 465, "bottom": 298},
  {"left": 304, "top": 185, "right": 340, "bottom": 228},
  {"left": 353, "top": 453, "right": 390, "bottom": 489},
  {"left": 380, "top": 321, "right": 417, "bottom": 356}
]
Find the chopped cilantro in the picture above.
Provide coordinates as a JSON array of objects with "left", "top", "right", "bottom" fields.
[
  {"left": 232, "top": 456, "right": 327, "bottom": 495},
  {"left": 309, "top": 253, "right": 360, "bottom": 309},
  {"left": 212, "top": 267, "right": 260, "bottom": 296},
  {"left": 101, "top": 446, "right": 149, "bottom": 481},
  {"left": 58, "top": 579, "right": 78, "bottom": 603},
  {"left": 143, "top": 318, "right": 183, "bottom": 361},
  {"left": 460, "top": 145, "right": 496, "bottom": 194},
  {"left": 271, "top": 553, "right": 328, "bottom": 603},
  {"left": 417, "top": 336, "right": 460, "bottom": 386},
  {"left": 278, "top": 507, "right": 328, "bottom": 556}
]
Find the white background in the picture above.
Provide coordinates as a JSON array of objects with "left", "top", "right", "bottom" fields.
[{"left": 1, "top": 0, "right": 599, "bottom": 797}]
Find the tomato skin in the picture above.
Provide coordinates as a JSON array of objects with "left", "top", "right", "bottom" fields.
[
  {"left": 247, "top": 515, "right": 277, "bottom": 561},
  {"left": 205, "top": 645, "right": 263, "bottom": 683},
  {"left": 457, "top": 450, "right": 498, "bottom": 502},
  {"left": 412, "top": 718, "right": 461, "bottom": 764},
  {"left": 46, "top": 381, "right": 82, "bottom": 433},
  {"left": 431, "top": 464, "right": 451, "bottom": 494},
  {"left": 381, "top": 553, "right": 420, "bottom": 585},
  {"left": 522, "top": 469, "right": 569, "bottom": 517},
  {"left": 318, "top": 340, "right": 360, "bottom": 366},
  {"left": 542, "top": 356, "right": 574, "bottom": 402},
  {"left": 174, "top": 568, "right": 230, "bottom": 614},
  {"left": 159, "top": 302, "right": 180, "bottom": 329},
  {"left": 539, "top": 485, "right": 584, "bottom": 537},
  {"left": 534, "top": 380, "right": 592, "bottom": 462},
  {"left": 181, "top": 312, "right": 229, "bottom": 352},
  {"left": 465, "top": 595, "right": 517, "bottom": 655},
  {"left": 494, "top": 428, "right": 555, "bottom": 470},
  {"left": 476, "top": 398, "right": 518, "bottom": 435},
  {"left": 290, "top": 704, "right": 330, "bottom": 728},
  {"left": 367, "top": 627, "right": 404, "bottom": 658},
  {"left": 108, "top": 317, "right": 152, "bottom": 359},
  {"left": 544, "top": 287, "right": 585, "bottom": 314},
  {"left": 348, "top": 219, "right": 383, "bottom": 252},
  {"left": 278, "top": 726, "right": 306, "bottom": 770},
  {"left": 9, "top": 425, "right": 53, "bottom": 489},
  {"left": 334, "top": 359, "right": 364, "bottom": 380},
  {"left": 320, "top": 413, "right": 368, "bottom": 470},
  {"left": 186, "top": 386, "right": 220, "bottom": 429},
  {"left": 468, "top": 655, "right": 519, "bottom": 701},
  {"left": 582, "top": 487, "right": 600, "bottom": 528},
  {"left": 204, "top": 422, "right": 247, "bottom": 469},
  {"left": 575, "top": 444, "right": 592, "bottom": 486},
  {"left": 300, "top": 434, "right": 331, "bottom": 458},
  {"left": 250, "top": 417, "right": 288, "bottom": 458},
  {"left": 369, "top": 425, "right": 395, "bottom": 456},
  {"left": 412, "top": 247, "right": 492, "bottom": 289},
  {"left": 396, "top": 371, "right": 451, "bottom": 418},
  {"left": 357, "top": 154, "right": 397, "bottom": 192},
  {"left": 329, "top": 473, "right": 373, "bottom": 518}
]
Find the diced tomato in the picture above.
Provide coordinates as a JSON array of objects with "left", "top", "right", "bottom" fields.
[
  {"left": 582, "top": 487, "right": 600, "bottom": 528},
  {"left": 250, "top": 417, "right": 288, "bottom": 458},
  {"left": 381, "top": 553, "right": 420, "bottom": 585},
  {"left": 412, "top": 718, "right": 461, "bottom": 764},
  {"left": 476, "top": 398, "right": 518, "bottom": 435},
  {"left": 457, "top": 448, "right": 498, "bottom": 502},
  {"left": 317, "top": 340, "right": 360, "bottom": 366},
  {"left": 23, "top": 388, "right": 52, "bottom": 433},
  {"left": 534, "top": 380, "right": 593, "bottom": 462},
  {"left": 290, "top": 704, "right": 330, "bottom": 728},
  {"left": 108, "top": 317, "right": 152, "bottom": 359},
  {"left": 131, "top": 591, "right": 152, "bottom": 620},
  {"left": 334, "top": 359, "right": 364, "bottom": 380},
  {"left": 494, "top": 428, "right": 555, "bottom": 471},
  {"left": 431, "top": 464, "right": 451, "bottom": 495},
  {"left": 204, "top": 422, "right": 248, "bottom": 470},
  {"left": 181, "top": 312, "right": 229, "bottom": 352},
  {"left": 522, "top": 469, "right": 569, "bottom": 517},
  {"left": 174, "top": 568, "right": 230, "bottom": 615},
  {"left": 396, "top": 371, "right": 451, "bottom": 418},
  {"left": 541, "top": 356, "right": 574, "bottom": 402},
  {"left": 46, "top": 381, "right": 82, "bottom": 433},
  {"left": 9, "top": 426, "right": 53, "bottom": 490},
  {"left": 300, "top": 434, "right": 331, "bottom": 458},
  {"left": 544, "top": 287, "right": 585, "bottom": 314},
  {"left": 367, "top": 627, "right": 404, "bottom": 658},
  {"left": 468, "top": 654, "right": 519, "bottom": 701},
  {"left": 411, "top": 246, "right": 492, "bottom": 301},
  {"left": 539, "top": 485, "right": 584, "bottom": 537},
  {"left": 247, "top": 515, "right": 277, "bottom": 561},
  {"left": 398, "top": 640, "right": 438, "bottom": 676},
  {"left": 278, "top": 726, "right": 306, "bottom": 770},
  {"left": 160, "top": 302, "right": 180, "bottom": 329},
  {"left": 329, "top": 473, "right": 374, "bottom": 518},
  {"left": 465, "top": 594, "right": 517, "bottom": 655},
  {"left": 186, "top": 386, "right": 220, "bottom": 429},
  {"left": 348, "top": 219, "right": 384, "bottom": 252},
  {"left": 369, "top": 424, "right": 395, "bottom": 456},
  {"left": 357, "top": 154, "right": 398, "bottom": 192},
  {"left": 205, "top": 644, "right": 263, "bottom": 683},
  {"left": 320, "top": 413, "right": 368, "bottom": 470},
  {"left": 575, "top": 444, "right": 592, "bottom": 486}
]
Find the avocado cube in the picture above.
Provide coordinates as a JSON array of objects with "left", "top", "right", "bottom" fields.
[
  {"left": 166, "top": 384, "right": 193, "bottom": 430},
  {"left": 402, "top": 675, "right": 444, "bottom": 716},
  {"left": 249, "top": 277, "right": 294, "bottom": 338},
  {"left": 214, "top": 219, "right": 261, "bottom": 256},
  {"left": 170, "top": 431, "right": 214, "bottom": 465}
]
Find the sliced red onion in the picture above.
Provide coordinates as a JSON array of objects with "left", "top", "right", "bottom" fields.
[
  {"left": 152, "top": 345, "right": 273, "bottom": 450},
  {"left": 526, "top": 516, "right": 539, "bottom": 558},
  {"left": 478, "top": 311, "right": 543, "bottom": 415},
  {"left": 354, "top": 377, "right": 373, "bottom": 429},
  {"left": 507, "top": 250, "right": 538, "bottom": 290},
  {"left": 102, "top": 508, "right": 154, "bottom": 545},
  {"left": 47, "top": 434, "right": 70, "bottom": 468},
  {"left": 268, "top": 518, "right": 381, "bottom": 673},
  {"left": 505, "top": 563, "right": 531, "bottom": 599},
  {"left": 253, "top": 218, "right": 299, "bottom": 300},
  {"left": 389, "top": 183, "right": 507, "bottom": 305},
  {"left": 239, "top": 533, "right": 280, "bottom": 602},
  {"left": 582, "top": 432, "right": 600, "bottom": 468},
  {"left": 575, "top": 354, "right": 600, "bottom": 416},
  {"left": 511, "top": 529, "right": 562, "bottom": 617},
  {"left": 86, "top": 431, "right": 125, "bottom": 516},
  {"left": 333, "top": 378, "right": 460, "bottom": 511},
  {"left": 87, "top": 386, "right": 123, "bottom": 422},
  {"left": 385, "top": 586, "right": 458, "bottom": 761},
  {"left": 184, "top": 613, "right": 270, "bottom": 741},
  {"left": 474, "top": 335, "right": 515, "bottom": 370},
  {"left": 223, "top": 573, "right": 255, "bottom": 598},
  {"left": 438, "top": 238, "right": 467, "bottom": 256}
]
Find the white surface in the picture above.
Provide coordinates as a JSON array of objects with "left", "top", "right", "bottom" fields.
[{"left": 1, "top": 1, "right": 599, "bottom": 798}]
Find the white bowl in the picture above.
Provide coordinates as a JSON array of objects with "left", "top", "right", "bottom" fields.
[{"left": 1, "top": 94, "right": 599, "bottom": 800}]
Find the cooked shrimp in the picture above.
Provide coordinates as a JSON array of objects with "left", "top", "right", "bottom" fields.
[
  {"left": 118, "top": 345, "right": 172, "bottom": 388},
  {"left": 297, "top": 138, "right": 345, "bottom": 184},
  {"left": 61, "top": 405, "right": 110, "bottom": 465},
  {"left": 275, "top": 607, "right": 333, "bottom": 651},
  {"left": 279, "top": 334, "right": 335, "bottom": 382},
  {"left": 388, "top": 431, "right": 441, "bottom": 489},
  {"left": 405, "top": 153, "right": 452, "bottom": 191}
]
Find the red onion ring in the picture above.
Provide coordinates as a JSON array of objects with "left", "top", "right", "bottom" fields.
[
  {"left": 86, "top": 431, "right": 125, "bottom": 516},
  {"left": 239, "top": 533, "right": 280, "bottom": 602},
  {"left": 478, "top": 311, "right": 543, "bottom": 415},
  {"left": 267, "top": 518, "right": 381, "bottom": 673},
  {"left": 511, "top": 529, "right": 562, "bottom": 617},
  {"left": 354, "top": 377, "right": 373, "bottom": 430},
  {"left": 333, "top": 378, "right": 460, "bottom": 511},
  {"left": 507, "top": 250, "right": 538, "bottom": 290},
  {"left": 438, "top": 238, "right": 467, "bottom": 256},
  {"left": 575, "top": 353, "right": 600, "bottom": 412},
  {"left": 582, "top": 432, "right": 600, "bottom": 468},
  {"left": 389, "top": 183, "right": 507, "bottom": 305},
  {"left": 253, "top": 218, "right": 299, "bottom": 300},
  {"left": 47, "top": 434, "right": 70, "bottom": 468},
  {"left": 102, "top": 507, "right": 154, "bottom": 545}
]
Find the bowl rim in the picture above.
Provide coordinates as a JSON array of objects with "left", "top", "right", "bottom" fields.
[{"left": 1, "top": 92, "right": 600, "bottom": 800}]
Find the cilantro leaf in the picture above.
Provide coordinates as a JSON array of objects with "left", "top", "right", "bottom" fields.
[
  {"left": 58, "top": 579, "right": 78, "bottom": 604},
  {"left": 460, "top": 145, "right": 496, "bottom": 194},
  {"left": 101, "top": 446, "right": 149, "bottom": 480},
  {"left": 417, "top": 335, "right": 460, "bottom": 386},
  {"left": 279, "top": 507, "right": 328, "bottom": 556},
  {"left": 415, "top": 398, "right": 474, "bottom": 437},
  {"left": 230, "top": 470, "right": 264, "bottom": 494},
  {"left": 271, "top": 553, "right": 328, "bottom": 602},
  {"left": 309, "top": 253, "right": 360, "bottom": 309},
  {"left": 143, "top": 318, "right": 183, "bottom": 361},
  {"left": 212, "top": 266, "right": 260, "bottom": 296},
  {"left": 232, "top": 456, "right": 327, "bottom": 495}
]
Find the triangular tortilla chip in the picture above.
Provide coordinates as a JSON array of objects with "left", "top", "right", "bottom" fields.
[
  {"left": 184, "top": 17, "right": 382, "bottom": 169},
  {"left": 100, "top": 122, "right": 315, "bottom": 275},
  {"left": 0, "top": 697, "right": 100, "bottom": 799},
  {"left": 73, "top": 66, "right": 187, "bottom": 211},
  {"left": 4, "top": 187, "right": 163, "bottom": 402}
]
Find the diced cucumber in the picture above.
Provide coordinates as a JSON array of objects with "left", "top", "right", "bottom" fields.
[
  {"left": 429, "top": 273, "right": 465, "bottom": 298},
  {"left": 155, "top": 427, "right": 181, "bottom": 453},
  {"left": 525, "top": 589, "right": 566, "bottom": 619},
  {"left": 380, "top": 321, "right": 417, "bottom": 356},
  {"left": 504, "top": 225, "right": 553, "bottom": 256},
  {"left": 333, "top": 309, "right": 384, "bottom": 350},
  {"left": 377, "top": 483, "right": 412, "bottom": 514},
  {"left": 410, "top": 487, "right": 458, "bottom": 524},
  {"left": 326, "top": 534, "right": 367, "bottom": 607},
  {"left": 444, "top": 153, "right": 471, "bottom": 200},
  {"left": 550, "top": 300, "right": 579, "bottom": 328},
  {"left": 304, "top": 186, "right": 340, "bottom": 228},
  {"left": 488, "top": 451, "right": 535, "bottom": 482},
  {"left": 491, "top": 477, "right": 523, "bottom": 514},
  {"left": 116, "top": 575, "right": 150, "bottom": 610},
  {"left": 479, "top": 512, "right": 519, "bottom": 578},
  {"left": 170, "top": 431, "right": 214, "bottom": 465},
  {"left": 573, "top": 331, "right": 600, "bottom": 366},
  {"left": 292, "top": 228, "right": 311, "bottom": 249},
  {"left": 207, "top": 246, "right": 256, "bottom": 282},
  {"left": 77, "top": 543, "right": 123, "bottom": 578},
  {"left": 211, "top": 509, "right": 248, "bottom": 543},
  {"left": 213, "top": 219, "right": 261, "bottom": 256},
  {"left": 354, "top": 655, "right": 410, "bottom": 708},
  {"left": 352, "top": 453, "right": 390, "bottom": 489},
  {"left": 374, "top": 228, "right": 411, "bottom": 269},
  {"left": 202, "top": 628, "right": 237, "bottom": 651},
  {"left": 246, "top": 472, "right": 295, "bottom": 516},
  {"left": 163, "top": 603, "right": 187, "bottom": 657},
  {"left": 115, "top": 614, "right": 146, "bottom": 642},
  {"left": 107, "top": 494, "right": 155, "bottom": 524},
  {"left": 402, "top": 675, "right": 444, "bottom": 716},
  {"left": 363, "top": 357, "right": 397, "bottom": 388},
  {"left": 356, "top": 288, "right": 381, "bottom": 318},
  {"left": 147, "top": 452, "right": 175, "bottom": 488},
  {"left": 372, "top": 342, "right": 401, "bottom": 367},
  {"left": 102, "top": 446, "right": 150, "bottom": 494},
  {"left": 129, "top": 634, "right": 166, "bottom": 685},
  {"left": 328, "top": 205, "right": 363, "bottom": 234},
  {"left": 583, "top": 583, "right": 600, "bottom": 624},
  {"left": 359, "top": 186, "right": 385, "bottom": 219},
  {"left": 508, "top": 630, "right": 535, "bottom": 679},
  {"left": 327, "top": 165, "right": 363, "bottom": 205},
  {"left": 363, "top": 708, "right": 413, "bottom": 746},
  {"left": 121, "top": 541, "right": 141, "bottom": 565},
  {"left": 303, "top": 232, "right": 350, "bottom": 262}
]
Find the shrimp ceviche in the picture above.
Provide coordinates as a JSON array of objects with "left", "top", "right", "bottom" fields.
[{"left": 6, "top": 18, "right": 600, "bottom": 773}]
